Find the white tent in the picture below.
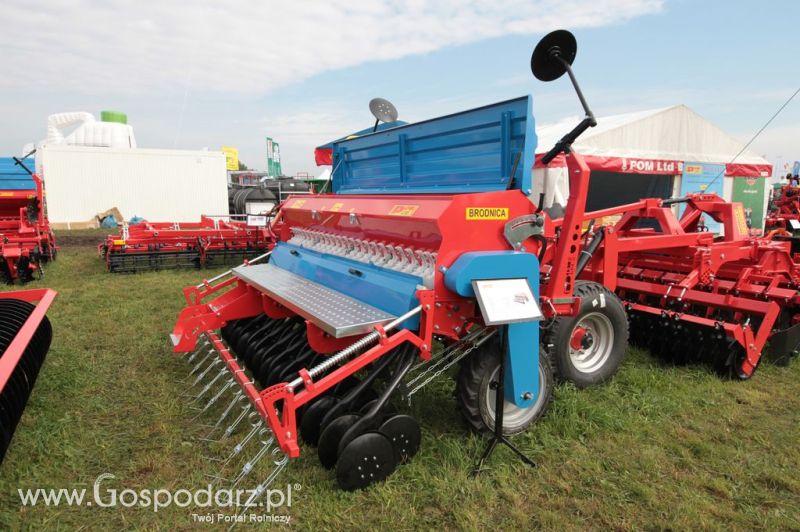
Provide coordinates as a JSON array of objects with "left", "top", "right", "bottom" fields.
[
  {"left": 535, "top": 105, "right": 770, "bottom": 175},
  {"left": 533, "top": 105, "right": 772, "bottom": 221}
]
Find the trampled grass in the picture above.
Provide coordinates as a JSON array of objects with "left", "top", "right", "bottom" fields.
[{"left": 1, "top": 242, "right": 799, "bottom": 529}]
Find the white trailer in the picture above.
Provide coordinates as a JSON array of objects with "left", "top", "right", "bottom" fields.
[{"left": 37, "top": 145, "right": 228, "bottom": 227}]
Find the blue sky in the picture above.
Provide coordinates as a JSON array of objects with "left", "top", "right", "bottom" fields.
[{"left": 1, "top": 0, "right": 798, "bottom": 175}]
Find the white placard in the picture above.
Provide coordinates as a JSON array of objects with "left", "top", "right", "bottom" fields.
[
  {"left": 472, "top": 278, "right": 543, "bottom": 325},
  {"left": 247, "top": 215, "right": 268, "bottom": 227},
  {"left": 789, "top": 219, "right": 800, "bottom": 231}
]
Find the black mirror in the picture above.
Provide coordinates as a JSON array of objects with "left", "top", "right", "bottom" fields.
[{"left": 530, "top": 29, "right": 577, "bottom": 82}]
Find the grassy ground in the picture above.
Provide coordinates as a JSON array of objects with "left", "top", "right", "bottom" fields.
[{"left": 1, "top": 241, "right": 799, "bottom": 529}]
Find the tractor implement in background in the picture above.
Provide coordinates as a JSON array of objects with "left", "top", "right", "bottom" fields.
[
  {"left": 0, "top": 288, "right": 56, "bottom": 462},
  {"left": 99, "top": 216, "right": 273, "bottom": 273},
  {"left": 0, "top": 157, "right": 57, "bottom": 284},
  {"left": 766, "top": 183, "right": 800, "bottom": 252},
  {"left": 576, "top": 193, "right": 800, "bottom": 378}
]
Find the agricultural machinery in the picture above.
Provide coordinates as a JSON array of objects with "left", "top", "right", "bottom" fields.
[
  {"left": 169, "top": 29, "right": 800, "bottom": 502},
  {"left": 170, "top": 30, "right": 631, "bottom": 497},
  {"left": 99, "top": 216, "right": 272, "bottom": 273},
  {"left": 577, "top": 193, "right": 800, "bottom": 378},
  {"left": 765, "top": 180, "right": 800, "bottom": 250},
  {"left": 0, "top": 157, "right": 57, "bottom": 283},
  {"left": 0, "top": 287, "right": 56, "bottom": 462}
]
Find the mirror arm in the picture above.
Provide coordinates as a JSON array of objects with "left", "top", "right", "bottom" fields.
[
  {"left": 540, "top": 54, "right": 597, "bottom": 166},
  {"left": 556, "top": 55, "right": 596, "bottom": 126}
]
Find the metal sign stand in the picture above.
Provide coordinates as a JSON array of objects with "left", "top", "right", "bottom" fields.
[
  {"left": 472, "top": 324, "right": 537, "bottom": 474},
  {"left": 470, "top": 278, "right": 541, "bottom": 475}
]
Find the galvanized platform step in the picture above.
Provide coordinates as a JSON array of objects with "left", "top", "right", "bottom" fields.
[{"left": 232, "top": 263, "right": 397, "bottom": 338}]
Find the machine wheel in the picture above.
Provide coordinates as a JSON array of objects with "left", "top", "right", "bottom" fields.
[
  {"left": 544, "top": 281, "right": 628, "bottom": 387},
  {"left": 456, "top": 338, "right": 553, "bottom": 435}
]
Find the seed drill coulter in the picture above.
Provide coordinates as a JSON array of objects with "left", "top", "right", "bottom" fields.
[{"left": 170, "top": 31, "right": 800, "bottom": 499}]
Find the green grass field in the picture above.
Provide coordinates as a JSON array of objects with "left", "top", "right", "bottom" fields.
[{"left": 1, "top": 239, "right": 799, "bottom": 529}]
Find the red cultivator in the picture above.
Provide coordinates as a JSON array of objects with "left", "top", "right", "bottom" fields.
[
  {"left": 0, "top": 288, "right": 56, "bottom": 462},
  {"left": 0, "top": 159, "right": 57, "bottom": 284},
  {"left": 578, "top": 193, "right": 800, "bottom": 378},
  {"left": 99, "top": 216, "right": 273, "bottom": 273}
]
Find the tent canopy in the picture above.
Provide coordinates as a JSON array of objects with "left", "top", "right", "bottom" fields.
[{"left": 535, "top": 104, "right": 771, "bottom": 177}]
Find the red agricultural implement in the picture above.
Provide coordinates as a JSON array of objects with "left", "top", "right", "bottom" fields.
[
  {"left": 169, "top": 31, "right": 634, "bottom": 500},
  {"left": 0, "top": 288, "right": 56, "bottom": 462},
  {"left": 765, "top": 183, "right": 800, "bottom": 251},
  {"left": 168, "top": 30, "right": 798, "bottom": 503},
  {"left": 99, "top": 216, "right": 273, "bottom": 273},
  {"left": 577, "top": 193, "right": 800, "bottom": 378},
  {"left": 0, "top": 157, "right": 57, "bottom": 284}
]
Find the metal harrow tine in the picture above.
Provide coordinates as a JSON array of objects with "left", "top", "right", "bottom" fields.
[
  {"left": 191, "top": 357, "right": 223, "bottom": 388},
  {"left": 229, "top": 433, "right": 277, "bottom": 490},
  {"left": 199, "top": 393, "right": 249, "bottom": 441},
  {"left": 205, "top": 413, "right": 263, "bottom": 468},
  {"left": 188, "top": 346, "right": 215, "bottom": 375},
  {"left": 187, "top": 339, "right": 212, "bottom": 364},
  {"left": 219, "top": 401, "right": 254, "bottom": 440},
  {"left": 207, "top": 425, "right": 270, "bottom": 484},
  {"left": 190, "top": 378, "right": 235, "bottom": 420},
  {"left": 190, "top": 368, "right": 228, "bottom": 405},
  {"left": 230, "top": 449, "right": 290, "bottom": 530}
]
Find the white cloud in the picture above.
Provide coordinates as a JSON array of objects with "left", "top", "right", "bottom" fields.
[{"left": 0, "top": 0, "right": 663, "bottom": 95}]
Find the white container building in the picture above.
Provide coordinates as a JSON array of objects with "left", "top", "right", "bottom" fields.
[{"left": 37, "top": 145, "right": 228, "bottom": 226}]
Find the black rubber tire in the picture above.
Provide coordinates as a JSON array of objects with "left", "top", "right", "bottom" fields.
[
  {"left": 456, "top": 337, "right": 553, "bottom": 435},
  {"left": 543, "top": 281, "right": 628, "bottom": 388}
]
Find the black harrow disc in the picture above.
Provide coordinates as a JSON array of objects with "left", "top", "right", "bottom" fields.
[
  {"left": 379, "top": 414, "right": 421, "bottom": 464},
  {"left": 336, "top": 432, "right": 397, "bottom": 491},
  {"left": 300, "top": 396, "right": 340, "bottom": 446},
  {"left": 318, "top": 413, "right": 360, "bottom": 469}
]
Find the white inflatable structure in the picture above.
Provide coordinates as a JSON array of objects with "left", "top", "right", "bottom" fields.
[
  {"left": 24, "top": 112, "right": 137, "bottom": 155},
  {"left": 47, "top": 112, "right": 136, "bottom": 148}
]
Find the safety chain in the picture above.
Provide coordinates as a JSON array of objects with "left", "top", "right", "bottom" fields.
[{"left": 404, "top": 327, "right": 496, "bottom": 401}]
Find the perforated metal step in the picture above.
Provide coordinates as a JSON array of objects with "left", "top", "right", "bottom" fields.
[{"left": 232, "top": 263, "right": 397, "bottom": 338}]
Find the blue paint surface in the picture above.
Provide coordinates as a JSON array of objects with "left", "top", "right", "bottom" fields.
[
  {"left": 270, "top": 242, "right": 422, "bottom": 330},
  {"left": 445, "top": 251, "right": 541, "bottom": 407},
  {"left": 0, "top": 158, "right": 35, "bottom": 190},
  {"left": 329, "top": 96, "right": 536, "bottom": 195}
]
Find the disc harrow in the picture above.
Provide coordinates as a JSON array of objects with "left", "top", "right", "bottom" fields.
[
  {"left": 99, "top": 216, "right": 272, "bottom": 273},
  {"left": 0, "top": 288, "right": 56, "bottom": 462},
  {"left": 578, "top": 193, "right": 800, "bottom": 378}
]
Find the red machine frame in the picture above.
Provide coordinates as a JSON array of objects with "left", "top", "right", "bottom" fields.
[
  {"left": 577, "top": 194, "right": 799, "bottom": 377},
  {"left": 99, "top": 216, "right": 273, "bottom": 272},
  {"left": 765, "top": 184, "right": 800, "bottom": 238},
  {"left": 0, "top": 288, "right": 57, "bottom": 395},
  {"left": 0, "top": 172, "right": 57, "bottom": 283},
  {"left": 172, "top": 153, "right": 593, "bottom": 457}
]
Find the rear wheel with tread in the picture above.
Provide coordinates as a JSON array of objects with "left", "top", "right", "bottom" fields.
[{"left": 456, "top": 336, "right": 553, "bottom": 435}]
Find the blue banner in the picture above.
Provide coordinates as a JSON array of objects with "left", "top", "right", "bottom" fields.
[{"left": 679, "top": 162, "right": 726, "bottom": 233}]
